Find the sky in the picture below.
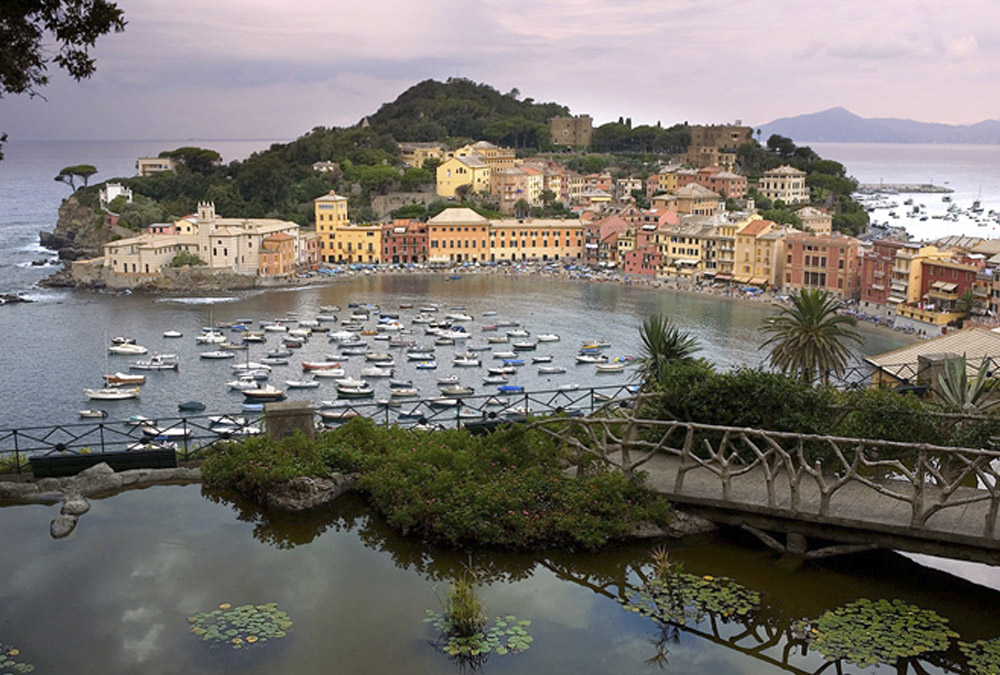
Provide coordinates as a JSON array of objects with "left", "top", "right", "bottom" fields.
[{"left": 2, "top": 0, "right": 997, "bottom": 142}]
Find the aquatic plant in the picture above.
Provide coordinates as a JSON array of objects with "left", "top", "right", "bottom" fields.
[
  {"left": 621, "top": 570, "right": 761, "bottom": 626},
  {"left": 425, "top": 612, "right": 533, "bottom": 658},
  {"left": 0, "top": 641, "right": 34, "bottom": 674},
  {"left": 443, "top": 573, "right": 486, "bottom": 638},
  {"left": 798, "top": 598, "right": 958, "bottom": 668},
  {"left": 187, "top": 602, "right": 293, "bottom": 649},
  {"left": 959, "top": 636, "right": 1000, "bottom": 673}
]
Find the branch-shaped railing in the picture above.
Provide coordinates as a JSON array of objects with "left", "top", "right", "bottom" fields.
[{"left": 529, "top": 400, "right": 1000, "bottom": 540}]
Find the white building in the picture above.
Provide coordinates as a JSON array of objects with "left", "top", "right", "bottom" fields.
[
  {"left": 99, "top": 182, "right": 133, "bottom": 209},
  {"left": 758, "top": 165, "right": 810, "bottom": 205}
]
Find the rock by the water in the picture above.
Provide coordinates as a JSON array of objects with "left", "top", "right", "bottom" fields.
[
  {"left": 263, "top": 474, "right": 357, "bottom": 511},
  {"left": 667, "top": 510, "right": 717, "bottom": 537},
  {"left": 61, "top": 496, "right": 91, "bottom": 516},
  {"left": 68, "top": 462, "right": 124, "bottom": 496},
  {"left": 0, "top": 293, "right": 32, "bottom": 305},
  {"left": 51, "top": 514, "right": 78, "bottom": 539}
]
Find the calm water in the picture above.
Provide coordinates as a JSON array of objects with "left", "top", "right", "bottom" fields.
[
  {"left": 0, "top": 485, "right": 998, "bottom": 674},
  {"left": 0, "top": 275, "right": 905, "bottom": 429}
]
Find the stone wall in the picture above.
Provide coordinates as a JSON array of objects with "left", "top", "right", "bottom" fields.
[{"left": 371, "top": 191, "right": 437, "bottom": 219}]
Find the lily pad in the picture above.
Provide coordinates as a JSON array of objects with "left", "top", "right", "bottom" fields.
[
  {"left": 427, "top": 611, "right": 534, "bottom": 660},
  {"left": 0, "top": 641, "right": 34, "bottom": 674},
  {"left": 187, "top": 602, "right": 293, "bottom": 650},
  {"left": 797, "top": 598, "right": 958, "bottom": 668},
  {"left": 959, "top": 636, "right": 1000, "bottom": 673}
]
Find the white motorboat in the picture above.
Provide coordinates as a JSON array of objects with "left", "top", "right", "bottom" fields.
[
  {"left": 438, "top": 329, "right": 471, "bottom": 341},
  {"left": 538, "top": 365, "right": 567, "bottom": 374},
  {"left": 596, "top": 362, "right": 625, "bottom": 373},
  {"left": 487, "top": 336, "right": 509, "bottom": 344},
  {"left": 389, "top": 387, "right": 420, "bottom": 398},
  {"left": 84, "top": 386, "right": 140, "bottom": 400},
  {"left": 531, "top": 355, "right": 553, "bottom": 363},
  {"left": 415, "top": 361, "right": 437, "bottom": 369},
  {"left": 140, "top": 424, "right": 192, "bottom": 439},
  {"left": 129, "top": 354, "right": 179, "bottom": 371},
  {"left": 337, "top": 383, "right": 375, "bottom": 398},
  {"left": 320, "top": 305, "right": 341, "bottom": 313},
  {"left": 493, "top": 351, "right": 517, "bottom": 359},
  {"left": 411, "top": 314, "right": 435, "bottom": 324},
  {"left": 557, "top": 383, "right": 580, "bottom": 391},
  {"left": 365, "top": 352, "right": 394, "bottom": 362},
  {"left": 243, "top": 385, "right": 286, "bottom": 402},
  {"left": 536, "top": 333, "right": 560, "bottom": 342},
  {"left": 437, "top": 375, "right": 460, "bottom": 385},
  {"left": 407, "top": 351, "right": 436, "bottom": 360},
  {"left": 482, "top": 375, "right": 508, "bottom": 384},
  {"left": 228, "top": 375, "right": 260, "bottom": 391},
  {"left": 512, "top": 341, "right": 537, "bottom": 351},
  {"left": 576, "top": 354, "right": 609, "bottom": 364},
  {"left": 334, "top": 377, "right": 365, "bottom": 388},
  {"left": 488, "top": 365, "right": 517, "bottom": 375},
  {"left": 361, "top": 366, "right": 394, "bottom": 378},
  {"left": 108, "top": 343, "right": 148, "bottom": 355},
  {"left": 453, "top": 356, "right": 481, "bottom": 367},
  {"left": 428, "top": 397, "right": 459, "bottom": 408},
  {"left": 162, "top": 330, "right": 183, "bottom": 338},
  {"left": 263, "top": 322, "right": 288, "bottom": 332},
  {"left": 78, "top": 409, "right": 109, "bottom": 418},
  {"left": 195, "top": 331, "right": 226, "bottom": 344},
  {"left": 445, "top": 312, "right": 473, "bottom": 322},
  {"left": 506, "top": 329, "right": 530, "bottom": 338},
  {"left": 328, "top": 330, "right": 358, "bottom": 342}
]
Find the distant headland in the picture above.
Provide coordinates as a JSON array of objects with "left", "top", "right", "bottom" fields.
[{"left": 758, "top": 107, "right": 1000, "bottom": 145}]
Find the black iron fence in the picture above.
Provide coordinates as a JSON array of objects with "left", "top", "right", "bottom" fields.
[{"left": 0, "top": 384, "right": 638, "bottom": 474}]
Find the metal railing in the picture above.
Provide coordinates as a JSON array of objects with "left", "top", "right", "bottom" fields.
[{"left": 0, "top": 384, "right": 638, "bottom": 474}]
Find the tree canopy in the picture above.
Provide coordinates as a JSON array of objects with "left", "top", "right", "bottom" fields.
[
  {"left": 1, "top": 0, "right": 127, "bottom": 159},
  {"left": 54, "top": 164, "right": 97, "bottom": 191}
]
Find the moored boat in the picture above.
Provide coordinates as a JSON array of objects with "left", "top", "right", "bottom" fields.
[
  {"left": 337, "top": 383, "right": 375, "bottom": 399},
  {"left": 243, "top": 386, "right": 286, "bottom": 402},
  {"left": 129, "top": 354, "right": 179, "bottom": 371},
  {"left": 84, "top": 386, "right": 140, "bottom": 400},
  {"left": 103, "top": 372, "right": 146, "bottom": 385},
  {"left": 78, "top": 409, "right": 109, "bottom": 418}
]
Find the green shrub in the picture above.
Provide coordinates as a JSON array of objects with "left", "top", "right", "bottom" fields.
[
  {"left": 201, "top": 432, "right": 329, "bottom": 501},
  {"left": 317, "top": 420, "right": 671, "bottom": 550},
  {"left": 170, "top": 250, "right": 206, "bottom": 267}
]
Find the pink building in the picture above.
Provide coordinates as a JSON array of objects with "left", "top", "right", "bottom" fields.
[
  {"left": 783, "top": 232, "right": 861, "bottom": 299},
  {"left": 860, "top": 240, "right": 906, "bottom": 307},
  {"left": 623, "top": 227, "right": 662, "bottom": 277},
  {"left": 381, "top": 220, "right": 428, "bottom": 263}
]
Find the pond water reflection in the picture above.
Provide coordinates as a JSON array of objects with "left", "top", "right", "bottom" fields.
[{"left": 1, "top": 486, "right": 998, "bottom": 674}]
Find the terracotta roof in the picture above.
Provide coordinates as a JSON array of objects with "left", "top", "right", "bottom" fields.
[{"left": 738, "top": 219, "right": 774, "bottom": 236}]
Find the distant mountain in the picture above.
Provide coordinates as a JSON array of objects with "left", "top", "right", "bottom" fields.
[{"left": 758, "top": 107, "right": 1000, "bottom": 144}]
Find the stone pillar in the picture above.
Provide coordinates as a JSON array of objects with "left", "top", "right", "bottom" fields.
[{"left": 264, "top": 401, "right": 315, "bottom": 441}]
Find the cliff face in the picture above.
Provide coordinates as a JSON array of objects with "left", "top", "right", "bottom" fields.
[{"left": 39, "top": 196, "right": 134, "bottom": 261}]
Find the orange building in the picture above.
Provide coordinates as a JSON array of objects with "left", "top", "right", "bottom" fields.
[
  {"left": 258, "top": 232, "right": 297, "bottom": 276},
  {"left": 426, "top": 208, "right": 491, "bottom": 264}
]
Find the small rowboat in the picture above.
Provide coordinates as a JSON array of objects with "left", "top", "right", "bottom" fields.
[
  {"left": 103, "top": 372, "right": 146, "bottom": 385},
  {"left": 78, "top": 409, "right": 108, "bottom": 418}
]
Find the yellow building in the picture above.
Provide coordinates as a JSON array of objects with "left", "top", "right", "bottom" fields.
[
  {"left": 733, "top": 219, "right": 790, "bottom": 285},
  {"left": 716, "top": 212, "right": 761, "bottom": 279},
  {"left": 331, "top": 223, "right": 382, "bottom": 264},
  {"left": 451, "top": 141, "right": 517, "bottom": 169},
  {"left": 436, "top": 155, "right": 492, "bottom": 198},
  {"left": 313, "top": 191, "right": 349, "bottom": 263},
  {"left": 399, "top": 142, "right": 445, "bottom": 168},
  {"left": 487, "top": 218, "right": 584, "bottom": 262}
]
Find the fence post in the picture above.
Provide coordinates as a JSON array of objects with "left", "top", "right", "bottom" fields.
[
  {"left": 99, "top": 423, "right": 106, "bottom": 455},
  {"left": 13, "top": 430, "right": 21, "bottom": 474},
  {"left": 182, "top": 418, "right": 190, "bottom": 460}
]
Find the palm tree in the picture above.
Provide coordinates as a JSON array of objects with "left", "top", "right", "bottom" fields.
[
  {"left": 633, "top": 314, "right": 699, "bottom": 388},
  {"left": 759, "top": 289, "right": 861, "bottom": 385}
]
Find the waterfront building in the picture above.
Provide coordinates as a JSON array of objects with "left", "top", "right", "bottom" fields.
[
  {"left": 716, "top": 212, "right": 761, "bottom": 280},
  {"left": 427, "top": 208, "right": 490, "bottom": 264},
  {"left": 398, "top": 142, "right": 445, "bottom": 168},
  {"left": 436, "top": 155, "right": 491, "bottom": 198},
  {"left": 135, "top": 156, "right": 176, "bottom": 177},
  {"left": 584, "top": 215, "right": 629, "bottom": 266},
  {"left": 298, "top": 231, "right": 322, "bottom": 266},
  {"left": 860, "top": 239, "right": 907, "bottom": 308},
  {"left": 487, "top": 218, "right": 584, "bottom": 262},
  {"left": 658, "top": 220, "right": 718, "bottom": 281},
  {"left": 758, "top": 165, "right": 809, "bottom": 205},
  {"left": 381, "top": 220, "right": 428, "bottom": 264},
  {"left": 783, "top": 232, "right": 861, "bottom": 299},
  {"left": 796, "top": 206, "right": 833, "bottom": 235},
  {"left": 259, "top": 232, "right": 297, "bottom": 276},
  {"left": 548, "top": 115, "right": 593, "bottom": 147},
  {"left": 330, "top": 223, "right": 382, "bottom": 264},
  {"left": 313, "top": 191, "right": 349, "bottom": 263},
  {"left": 733, "top": 219, "right": 785, "bottom": 285},
  {"left": 622, "top": 225, "right": 663, "bottom": 277},
  {"left": 102, "top": 202, "right": 300, "bottom": 281}
]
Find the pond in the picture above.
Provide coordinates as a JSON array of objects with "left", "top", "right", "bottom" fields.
[{"left": 1, "top": 485, "right": 998, "bottom": 674}]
